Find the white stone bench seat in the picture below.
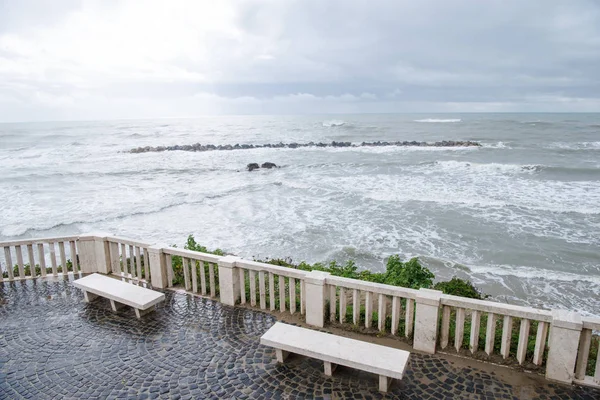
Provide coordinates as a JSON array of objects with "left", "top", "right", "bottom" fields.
[
  {"left": 73, "top": 273, "right": 165, "bottom": 318},
  {"left": 260, "top": 322, "right": 410, "bottom": 392}
]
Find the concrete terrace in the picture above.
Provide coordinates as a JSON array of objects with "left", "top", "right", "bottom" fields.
[{"left": 1, "top": 277, "right": 598, "bottom": 400}]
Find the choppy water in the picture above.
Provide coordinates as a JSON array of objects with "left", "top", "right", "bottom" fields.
[{"left": 1, "top": 114, "right": 599, "bottom": 314}]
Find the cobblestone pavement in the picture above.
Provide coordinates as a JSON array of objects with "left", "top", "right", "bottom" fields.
[{"left": 1, "top": 277, "right": 598, "bottom": 400}]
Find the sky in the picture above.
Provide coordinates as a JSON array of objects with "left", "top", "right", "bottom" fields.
[{"left": 0, "top": 0, "right": 599, "bottom": 122}]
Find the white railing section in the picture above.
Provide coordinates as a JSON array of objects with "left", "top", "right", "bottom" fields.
[
  {"left": 439, "top": 296, "right": 552, "bottom": 366},
  {"left": 1, "top": 233, "right": 599, "bottom": 389},
  {"left": 1, "top": 236, "right": 81, "bottom": 280},
  {"left": 234, "top": 259, "right": 307, "bottom": 315},
  {"left": 325, "top": 276, "right": 419, "bottom": 337},
  {"left": 162, "top": 247, "right": 220, "bottom": 297},
  {"left": 575, "top": 317, "right": 600, "bottom": 387},
  {"left": 106, "top": 236, "right": 152, "bottom": 284}
]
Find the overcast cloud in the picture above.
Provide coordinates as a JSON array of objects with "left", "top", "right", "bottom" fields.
[{"left": 0, "top": 0, "right": 599, "bottom": 122}]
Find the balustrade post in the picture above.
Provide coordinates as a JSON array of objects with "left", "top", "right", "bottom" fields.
[
  {"left": 545, "top": 310, "right": 583, "bottom": 384},
  {"left": 217, "top": 255, "right": 241, "bottom": 306},
  {"left": 77, "top": 233, "right": 111, "bottom": 274},
  {"left": 304, "top": 271, "right": 330, "bottom": 328},
  {"left": 413, "top": 288, "right": 443, "bottom": 354},
  {"left": 148, "top": 245, "right": 168, "bottom": 289}
]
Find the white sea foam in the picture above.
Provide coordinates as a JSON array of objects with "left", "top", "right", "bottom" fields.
[
  {"left": 322, "top": 119, "right": 346, "bottom": 127},
  {"left": 547, "top": 141, "right": 600, "bottom": 150},
  {"left": 431, "top": 160, "right": 543, "bottom": 175},
  {"left": 414, "top": 118, "right": 461, "bottom": 123},
  {"left": 481, "top": 141, "right": 511, "bottom": 149}
]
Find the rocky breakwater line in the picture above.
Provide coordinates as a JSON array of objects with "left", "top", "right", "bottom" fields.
[{"left": 128, "top": 140, "right": 481, "bottom": 153}]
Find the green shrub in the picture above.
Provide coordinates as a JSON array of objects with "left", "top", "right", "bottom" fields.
[{"left": 434, "top": 277, "right": 486, "bottom": 299}]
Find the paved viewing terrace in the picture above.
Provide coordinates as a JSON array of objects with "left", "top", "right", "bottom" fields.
[{"left": 1, "top": 277, "right": 598, "bottom": 400}]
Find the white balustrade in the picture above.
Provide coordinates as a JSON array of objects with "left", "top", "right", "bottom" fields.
[
  {"left": 439, "top": 296, "right": 552, "bottom": 367},
  {"left": 1, "top": 237, "right": 80, "bottom": 281},
  {"left": 106, "top": 237, "right": 152, "bottom": 285}
]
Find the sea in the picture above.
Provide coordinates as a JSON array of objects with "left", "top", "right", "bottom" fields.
[{"left": 1, "top": 113, "right": 599, "bottom": 315}]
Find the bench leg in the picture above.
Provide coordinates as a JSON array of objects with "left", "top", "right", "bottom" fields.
[
  {"left": 110, "top": 299, "right": 126, "bottom": 312},
  {"left": 275, "top": 349, "right": 289, "bottom": 363},
  {"left": 134, "top": 306, "right": 156, "bottom": 319},
  {"left": 323, "top": 361, "right": 337, "bottom": 376},
  {"left": 379, "top": 376, "right": 392, "bottom": 392},
  {"left": 83, "top": 291, "right": 98, "bottom": 303}
]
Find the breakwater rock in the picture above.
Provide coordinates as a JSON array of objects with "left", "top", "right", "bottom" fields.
[{"left": 129, "top": 140, "right": 481, "bottom": 153}]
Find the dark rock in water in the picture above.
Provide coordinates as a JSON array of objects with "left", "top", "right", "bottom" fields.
[
  {"left": 261, "top": 162, "right": 277, "bottom": 169},
  {"left": 247, "top": 163, "right": 260, "bottom": 172}
]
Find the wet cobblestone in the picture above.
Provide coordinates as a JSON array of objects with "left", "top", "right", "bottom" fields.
[{"left": 0, "top": 277, "right": 599, "bottom": 399}]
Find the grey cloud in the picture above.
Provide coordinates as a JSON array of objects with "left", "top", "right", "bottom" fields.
[{"left": 0, "top": 0, "right": 599, "bottom": 122}]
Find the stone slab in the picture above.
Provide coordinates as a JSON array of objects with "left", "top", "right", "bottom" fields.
[
  {"left": 73, "top": 273, "right": 165, "bottom": 310},
  {"left": 260, "top": 322, "right": 410, "bottom": 380}
]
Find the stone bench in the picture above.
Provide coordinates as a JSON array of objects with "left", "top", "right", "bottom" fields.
[
  {"left": 260, "top": 322, "right": 411, "bottom": 392},
  {"left": 73, "top": 273, "right": 165, "bottom": 318}
]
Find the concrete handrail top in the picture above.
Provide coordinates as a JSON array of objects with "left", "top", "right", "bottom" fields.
[
  {"left": 235, "top": 259, "right": 308, "bottom": 279},
  {"left": 162, "top": 247, "right": 221, "bottom": 263},
  {"left": 73, "top": 273, "right": 165, "bottom": 310},
  {"left": 260, "top": 322, "right": 410, "bottom": 379}
]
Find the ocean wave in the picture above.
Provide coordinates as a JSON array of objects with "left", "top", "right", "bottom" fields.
[
  {"left": 467, "top": 263, "right": 600, "bottom": 285},
  {"left": 547, "top": 141, "right": 600, "bottom": 150},
  {"left": 432, "top": 160, "right": 544, "bottom": 174},
  {"left": 481, "top": 141, "right": 511, "bottom": 149},
  {"left": 414, "top": 118, "right": 461, "bottom": 123},
  {"left": 322, "top": 120, "right": 346, "bottom": 127}
]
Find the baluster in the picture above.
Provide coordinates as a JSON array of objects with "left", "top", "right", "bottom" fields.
[
  {"left": 128, "top": 245, "right": 135, "bottom": 279},
  {"left": 300, "top": 280, "right": 305, "bottom": 315},
  {"left": 595, "top": 342, "right": 600, "bottom": 384},
  {"left": 70, "top": 241, "right": 78, "bottom": 273},
  {"left": 289, "top": 277, "right": 296, "bottom": 314},
  {"left": 516, "top": 319, "right": 531, "bottom": 364},
  {"left": 143, "top": 248, "right": 150, "bottom": 281},
  {"left": 37, "top": 243, "right": 46, "bottom": 277},
  {"left": 191, "top": 259, "right": 198, "bottom": 293},
  {"left": 249, "top": 270, "right": 257, "bottom": 306},
  {"left": 109, "top": 242, "right": 120, "bottom": 274},
  {"left": 575, "top": 328, "right": 592, "bottom": 379},
  {"left": 15, "top": 245, "right": 25, "bottom": 278},
  {"left": 120, "top": 243, "right": 127, "bottom": 277},
  {"left": 500, "top": 316, "right": 513, "bottom": 359},
  {"left": 353, "top": 289, "right": 360, "bottom": 325},
  {"left": 440, "top": 305, "right": 451, "bottom": 349},
  {"left": 239, "top": 269, "right": 246, "bottom": 304},
  {"left": 470, "top": 310, "right": 481, "bottom": 353},
  {"left": 259, "top": 271, "right": 266, "bottom": 309},
  {"left": 405, "top": 299, "right": 414, "bottom": 338},
  {"left": 365, "top": 291, "right": 373, "bottom": 328},
  {"left": 391, "top": 296, "right": 401, "bottom": 335},
  {"left": 269, "top": 272, "right": 275, "bottom": 311},
  {"left": 49, "top": 242, "right": 58, "bottom": 276},
  {"left": 182, "top": 257, "right": 190, "bottom": 291},
  {"left": 59, "top": 242, "right": 67, "bottom": 274},
  {"left": 209, "top": 263, "right": 216, "bottom": 297},
  {"left": 455, "top": 308, "right": 466, "bottom": 351},
  {"left": 533, "top": 321, "right": 548, "bottom": 366},
  {"left": 279, "top": 276, "right": 286, "bottom": 312},
  {"left": 4, "top": 247, "right": 14, "bottom": 281},
  {"left": 135, "top": 247, "right": 142, "bottom": 282},
  {"left": 199, "top": 261, "right": 207, "bottom": 295},
  {"left": 339, "top": 287, "right": 346, "bottom": 323},
  {"left": 26, "top": 244, "right": 35, "bottom": 278},
  {"left": 166, "top": 255, "right": 173, "bottom": 287},
  {"left": 485, "top": 313, "right": 497, "bottom": 356},
  {"left": 378, "top": 294, "right": 386, "bottom": 331},
  {"left": 329, "top": 285, "right": 337, "bottom": 322}
]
